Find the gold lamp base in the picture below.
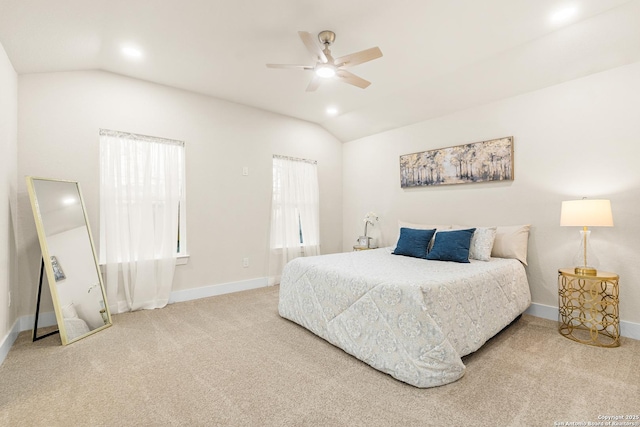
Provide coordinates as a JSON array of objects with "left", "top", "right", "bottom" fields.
[{"left": 575, "top": 266, "right": 597, "bottom": 276}]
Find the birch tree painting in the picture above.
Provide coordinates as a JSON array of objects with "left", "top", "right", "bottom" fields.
[{"left": 400, "top": 136, "right": 513, "bottom": 188}]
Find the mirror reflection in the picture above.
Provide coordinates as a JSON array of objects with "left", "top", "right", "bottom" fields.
[{"left": 27, "top": 177, "right": 111, "bottom": 344}]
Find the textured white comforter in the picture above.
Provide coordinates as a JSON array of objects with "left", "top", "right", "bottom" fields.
[{"left": 278, "top": 247, "right": 531, "bottom": 388}]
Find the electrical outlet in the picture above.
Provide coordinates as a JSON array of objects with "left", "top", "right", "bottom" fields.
[
  {"left": 242, "top": 166, "right": 249, "bottom": 176},
  {"left": 242, "top": 257, "right": 249, "bottom": 268}
]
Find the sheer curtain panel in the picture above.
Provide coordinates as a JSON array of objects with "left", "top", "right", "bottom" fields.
[
  {"left": 269, "top": 155, "right": 320, "bottom": 285},
  {"left": 99, "top": 129, "right": 184, "bottom": 313}
]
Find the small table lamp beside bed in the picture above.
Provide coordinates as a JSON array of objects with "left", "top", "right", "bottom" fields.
[{"left": 278, "top": 223, "right": 531, "bottom": 388}]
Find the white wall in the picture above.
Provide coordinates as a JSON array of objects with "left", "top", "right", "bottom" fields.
[
  {"left": 0, "top": 42, "right": 18, "bottom": 352},
  {"left": 343, "top": 61, "right": 640, "bottom": 325},
  {"left": 17, "top": 70, "right": 343, "bottom": 317}
]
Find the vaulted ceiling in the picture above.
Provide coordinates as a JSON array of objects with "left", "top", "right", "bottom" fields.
[{"left": 1, "top": 0, "right": 638, "bottom": 141}]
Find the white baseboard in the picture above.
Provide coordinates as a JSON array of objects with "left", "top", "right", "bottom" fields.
[
  {"left": 168, "top": 277, "right": 269, "bottom": 304},
  {"left": 525, "top": 302, "right": 640, "bottom": 341},
  {"left": 0, "top": 319, "right": 20, "bottom": 366},
  {"left": 524, "top": 302, "right": 557, "bottom": 320},
  {"left": 0, "top": 311, "right": 59, "bottom": 366},
  {"left": 19, "top": 311, "right": 58, "bottom": 331}
]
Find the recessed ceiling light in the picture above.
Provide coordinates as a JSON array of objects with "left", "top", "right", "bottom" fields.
[
  {"left": 326, "top": 107, "right": 338, "bottom": 116},
  {"left": 122, "top": 46, "right": 143, "bottom": 59},
  {"left": 550, "top": 6, "right": 577, "bottom": 23}
]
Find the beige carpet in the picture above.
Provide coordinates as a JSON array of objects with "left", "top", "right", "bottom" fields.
[{"left": 1, "top": 286, "right": 638, "bottom": 427}]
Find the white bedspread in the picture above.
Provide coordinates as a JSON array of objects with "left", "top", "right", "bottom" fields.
[
  {"left": 63, "top": 317, "right": 90, "bottom": 341},
  {"left": 278, "top": 247, "right": 531, "bottom": 388}
]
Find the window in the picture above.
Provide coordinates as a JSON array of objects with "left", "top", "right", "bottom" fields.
[
  {"left": 99, "top": 129, "right": 186, "bottom": 264},
  {"left": 270, "top": 155, "right": 320, "bottom": 249},
  {"left": 268, "top": 155, "right": 320, "bottom": 284}
]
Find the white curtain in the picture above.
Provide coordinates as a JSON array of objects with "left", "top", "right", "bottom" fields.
[
  {"left": 99, "top": 129, "right": 183, "bottom": 313},
  {"left": 269, "top": 156, "right": 320, "bottom": 285}
]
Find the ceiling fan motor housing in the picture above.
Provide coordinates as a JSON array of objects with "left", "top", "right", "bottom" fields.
[{"left": 318, "top": 30, "right": 335, "bottom": 46}]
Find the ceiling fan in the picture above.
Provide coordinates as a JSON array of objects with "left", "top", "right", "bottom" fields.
[{"left": 266, "top": 30, "right": 383, "bottom": 92}]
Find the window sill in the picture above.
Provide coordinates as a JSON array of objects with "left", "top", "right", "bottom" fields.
[
  {"left": 99, "top": 254, "right": 190, "bottom": 273},
  {"left": 271, "top": 244, "right": 318, "bottom": 249}
]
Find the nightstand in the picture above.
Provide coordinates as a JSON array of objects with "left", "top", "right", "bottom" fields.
[
  {"left": 353, "top": 245, "right": 377, "bottom": 251},
  {"left": 558, "top": 268, "right": 620, "bottom": 347}
]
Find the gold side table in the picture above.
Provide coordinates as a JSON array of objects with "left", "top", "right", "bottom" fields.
[{"left": 558, "top": 268, "right": 620, "bottom": 347}]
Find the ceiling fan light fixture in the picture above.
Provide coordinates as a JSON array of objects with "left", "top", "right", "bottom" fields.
[
  {"left": 121, "top": 45, "right": 143, "bottom": 59},
  {"left": 550, "top": 6, "right": 577, "bottom": 23},
  {"left": 315, "top": 64, "right": 336, "bottom": 78}
]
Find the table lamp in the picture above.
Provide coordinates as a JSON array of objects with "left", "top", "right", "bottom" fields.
[{"left": 560, "top": 198, "right": 613, "bottom": 275}]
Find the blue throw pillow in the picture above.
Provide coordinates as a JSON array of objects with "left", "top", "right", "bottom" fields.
[
  {"left": 393, "top": 227, "right": 436, "bottom": 259},
  {"left": 426, "top": 228, "right": 476, "bottom": 263}
]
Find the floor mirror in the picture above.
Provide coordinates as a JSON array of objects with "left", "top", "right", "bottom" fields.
[{"left": 26, "top": 177, "right": 112, "bottom": 345}]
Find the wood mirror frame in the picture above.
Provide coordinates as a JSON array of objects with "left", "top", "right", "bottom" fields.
[{"left": 26, "top": 176, "right": 112, "bottom": 345}]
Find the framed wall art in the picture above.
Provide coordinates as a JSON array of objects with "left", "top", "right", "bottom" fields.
[
  {"left": 50, "top": 255, "right": 66, "bottom": 282},
  {"left": 399, "top": 136, "right": 513, "bottom": 188}
]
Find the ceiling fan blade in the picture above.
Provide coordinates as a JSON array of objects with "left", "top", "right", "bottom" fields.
[
  {"left": 298, "top": 31, "right": 328, "bottom": 63},
  {"left": 336, "top": 70, "right": 371, "bottom": 89},
  {"left": 306, "top": 75, "right": 322, "bottom": 92},
  {"left": 266, "top": 64, "right": 313, "bottom": 70},
  {"left": 335, "top": 47, "right": 382, "bottom": 68}
]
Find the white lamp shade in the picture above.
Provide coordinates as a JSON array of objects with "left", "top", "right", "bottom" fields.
[{"left": 560, "top": 199, "right": 613, "bottom": 227}]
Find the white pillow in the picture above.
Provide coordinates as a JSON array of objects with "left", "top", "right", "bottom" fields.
[
  {"left": 436, "top": 226, "right": 495, "bottom": 259},
  {"left": 468, "top": 227, "right": 497, "bottom": 261},
  {"left": 491, "top": 225, "right": 531, "bottom": 265},
  {"left": 61, "top": 302, "right": 79, "bottom": 319}
]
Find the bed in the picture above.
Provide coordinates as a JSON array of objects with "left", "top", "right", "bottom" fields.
[{"left": 278, "top": 232, "right": 531, "bottom": 388}]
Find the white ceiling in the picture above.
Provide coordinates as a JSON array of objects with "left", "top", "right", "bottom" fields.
[{"left": 1, "top": 0, "right": 639, "bottom": 142}]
